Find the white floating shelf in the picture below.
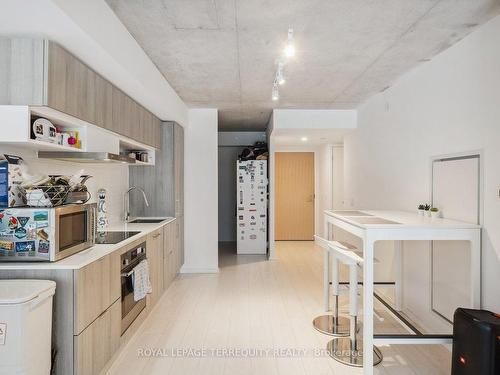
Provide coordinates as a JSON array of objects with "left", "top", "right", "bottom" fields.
[
  {"left": 27, "top": 139, "right": 84, "bottom": 152},
  {"left": 129, "top": 159, "right": 155, "bottom": 167}
]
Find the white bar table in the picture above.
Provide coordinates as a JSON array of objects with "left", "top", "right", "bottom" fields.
[{"left": 323, "top": 210, "right": 481, "bottom": 375}]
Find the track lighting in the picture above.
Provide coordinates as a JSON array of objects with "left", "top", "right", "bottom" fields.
[
  {"left": 272, "top": 83, "right": 279, "bottom": 101},
  {"left": 271, "top": 28, "right": 295, "bottom": 101},
  {"left": 276, "top": 61, "right": 285, "bottom": 85},
  {"left": 284, "top": 28, "right": 295, "bottom": 58}
]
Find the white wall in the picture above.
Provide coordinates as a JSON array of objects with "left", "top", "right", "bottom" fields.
[
  {"left": 332, "top": 146, "right": 344, "bottom": 211},
  {"left": 317, "top": 145, "right": 332, "bottom": 238},
  {"left": 0, "top": 145, "right": 128, "bottom": 224},
  {"left": 344, "top": 14, "right": 500, "bottom": 323},
  {"left": 182, "top": 109, "right": 219, "bottom": 273},
  {"left": 0, "top": 0, "right": 188, "bottom": 125},
  {"left": 317, "top": 144, "right": 345, "bottom": 238}
]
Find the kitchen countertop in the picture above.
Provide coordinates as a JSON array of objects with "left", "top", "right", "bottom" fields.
[{"left": 0, "top": 217, "right": 176, "bottom": 270}]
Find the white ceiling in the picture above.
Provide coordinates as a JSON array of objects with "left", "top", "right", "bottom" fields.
[{"left": 106, "top": 0, "right": 500, "bottom": 131}]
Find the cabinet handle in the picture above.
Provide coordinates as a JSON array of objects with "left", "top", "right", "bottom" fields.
[{"left": 153, "top": 233, "right": 161, "bottom": 239}]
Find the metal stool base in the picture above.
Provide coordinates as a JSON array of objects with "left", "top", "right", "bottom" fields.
[
  {"left": 313, "top": 315, "right": 350, "bottom": 336},
  {"left": 327, "top": 337, "right": 383, "bottom": 367}
]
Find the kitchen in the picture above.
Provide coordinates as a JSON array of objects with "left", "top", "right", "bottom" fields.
[{"left": 1, "top": 1, "right": 500, "bottom": 375}]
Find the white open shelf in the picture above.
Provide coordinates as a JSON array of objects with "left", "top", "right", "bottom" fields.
[
  {"left": 119, "top": 138, "right": 155, "bottom": 166},
  {"left": 0, "top": 105, "right": 156, "bottom": 166},
  {"left": 0, "top": 105, "right": 86, "bottom": 152},
  {"left": 26, "top": 139, "right": 84, "bottom": 152}
]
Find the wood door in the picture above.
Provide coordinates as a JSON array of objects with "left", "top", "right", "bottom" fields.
[{"left": 275, "top": 152, "right": 315, "bottom": 240}]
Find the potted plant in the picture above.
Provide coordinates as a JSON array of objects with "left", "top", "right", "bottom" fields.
[
  {"left": 417, "top": 204, "right": 425, "bottom": 216},
  {"left": 424, "top": 203, "right": 431, "bottom": 217},
  {"left": 430, "top": 207, "right": 440, "bottom": 218}
]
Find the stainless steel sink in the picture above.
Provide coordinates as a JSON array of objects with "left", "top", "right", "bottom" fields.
[{"left": 128, "top": 218, "right": 167, "bottom": 223}]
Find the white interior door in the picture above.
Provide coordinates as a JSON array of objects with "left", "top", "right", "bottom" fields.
[{"left": 431, "top": 155, "right": 480, "bottom": 322}]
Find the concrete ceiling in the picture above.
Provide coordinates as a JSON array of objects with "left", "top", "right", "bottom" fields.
[{"left": 106, "top": 0, "right": 500, "bottom": 131}]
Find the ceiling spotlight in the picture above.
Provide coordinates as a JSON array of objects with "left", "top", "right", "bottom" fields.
[
  {"left": 301, "top": 137, "right": 308, "bottom": 142},
  {"left": 284, "top": 28, "right": 295, "bottom": 58},
  {"left": 276, "top": 61, "right": 285, "bottom": 85},
  {"left": 272, "top": 83, "right": 279, "bottom": 101}
]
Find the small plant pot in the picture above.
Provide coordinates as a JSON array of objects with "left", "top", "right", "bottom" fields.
[
  {"left": 425, "top": 210, "right": 431, "bottom": 217},
  {"left": 418, "top": 209, "right": 425, "bottom": 216},
  {"left": 430, "top": 211, "right": 440, "bottom": 218}
]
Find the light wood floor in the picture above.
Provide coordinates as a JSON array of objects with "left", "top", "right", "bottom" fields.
[{"left": 106, "top": 241, "right": 451, "bottom": 375}]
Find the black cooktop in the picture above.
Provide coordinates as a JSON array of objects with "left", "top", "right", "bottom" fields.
[{"left": 95, "top": 231, "right": 141, "bottom": 244}]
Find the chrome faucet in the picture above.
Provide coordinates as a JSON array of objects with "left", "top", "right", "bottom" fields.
[{"left": 124, "top": 186, "right": 149, "bottom": 222}]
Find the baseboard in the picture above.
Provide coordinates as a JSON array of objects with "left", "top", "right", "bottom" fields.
[{"left": 180, "top": 265, "right": 219, "bottom": 274}]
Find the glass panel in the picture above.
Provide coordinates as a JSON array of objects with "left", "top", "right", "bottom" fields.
[{"left": 58, "top": 211, "right": 87, "bottom": 251}]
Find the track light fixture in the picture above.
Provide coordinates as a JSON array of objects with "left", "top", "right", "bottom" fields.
[
  {"left": 276, "top": 61, "right": 285, "bottom": 85},
  {"left": 272, "top": 83, "right": 279, "bottom": 101},
  {"left": 271, "top": 28, "right": 295, "bottom": 102},
  {"left": 284, "top": 28, "right": 295, "bottom": 58}
]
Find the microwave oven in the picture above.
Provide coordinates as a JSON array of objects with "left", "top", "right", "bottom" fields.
[{"left": 0, "top": 203, "right": 96, "bottom": 262}]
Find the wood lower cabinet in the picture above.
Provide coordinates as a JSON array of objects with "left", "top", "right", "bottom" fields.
[
  {"left": 73, "top": 251, "right": 120, "bottom": 335},
  {"left": 163, "top": 219, "right": 182, "bottom": 290},
  {"left": 0, "top": 222, "right": 180, "bottom": 375},
  {"left": 147, "top": 227, "right": 164, "bottom": 308},
  {"left": 74, "top": 299, "right": 121, "bottom": 375}
]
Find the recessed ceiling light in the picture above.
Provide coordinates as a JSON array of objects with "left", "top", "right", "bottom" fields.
[{"left": 301, "top": 137, "right": 308, "bottom": 142}]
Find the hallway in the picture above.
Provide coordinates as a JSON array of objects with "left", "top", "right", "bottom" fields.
[{"left": 107, "top": 242, "right": 451, "bottom": 375}]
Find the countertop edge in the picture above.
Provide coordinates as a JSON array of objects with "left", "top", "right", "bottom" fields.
[{"left": 0, "top": 217, "right": 176, "bottom": 270}]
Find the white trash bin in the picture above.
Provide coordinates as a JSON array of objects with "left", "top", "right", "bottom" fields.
[{"left": 0, "top": 280, "right": 56, "bottom": 375}]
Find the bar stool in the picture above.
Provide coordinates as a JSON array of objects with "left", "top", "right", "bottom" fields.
[
  {"left": 326, "top": 242, "right": 383, "bottom": 367},
  {"left": 312, "top": 240, "right": 353, "bottom": 336}
]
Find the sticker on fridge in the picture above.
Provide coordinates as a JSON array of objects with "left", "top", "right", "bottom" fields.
[
  {"left": 15, "top": 241, "right": 35, "bottom": 253},
  {"left": 38, "top": 240, "right": 50, "bottom": 254},
  {"left": 34, "top": 211, "right": 48, "bottom": 221}
]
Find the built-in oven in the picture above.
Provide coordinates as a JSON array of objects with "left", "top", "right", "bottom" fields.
[{"left": 120, "top": 242, "right": 147, "bottom": 334}]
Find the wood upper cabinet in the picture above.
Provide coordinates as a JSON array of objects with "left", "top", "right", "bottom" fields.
[
  {"left": 46, "top": 41, "right": 96, "bottom": 124},
  {"left": 0, "top": 37, "right": 162, "bottom": 148},
  {"left": 45, "top": 41, "right": 68, "bottom": 113},
  {"left": 73, "top": 252, "right": 120, "bottom": 335},
  {"left": 174, "top": 123, "right": 184, "bottom": 217},
  {"left": 94, "top": 73, "right": 113, "bottom": 131}
]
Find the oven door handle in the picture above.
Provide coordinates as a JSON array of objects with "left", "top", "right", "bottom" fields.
[{"left": 121, "top": 269, "right": 134, "bottom": 277}]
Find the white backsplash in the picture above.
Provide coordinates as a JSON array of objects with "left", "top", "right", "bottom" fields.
[{"left": 1, "top": 145, "right": 129, "bottom": 224}]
